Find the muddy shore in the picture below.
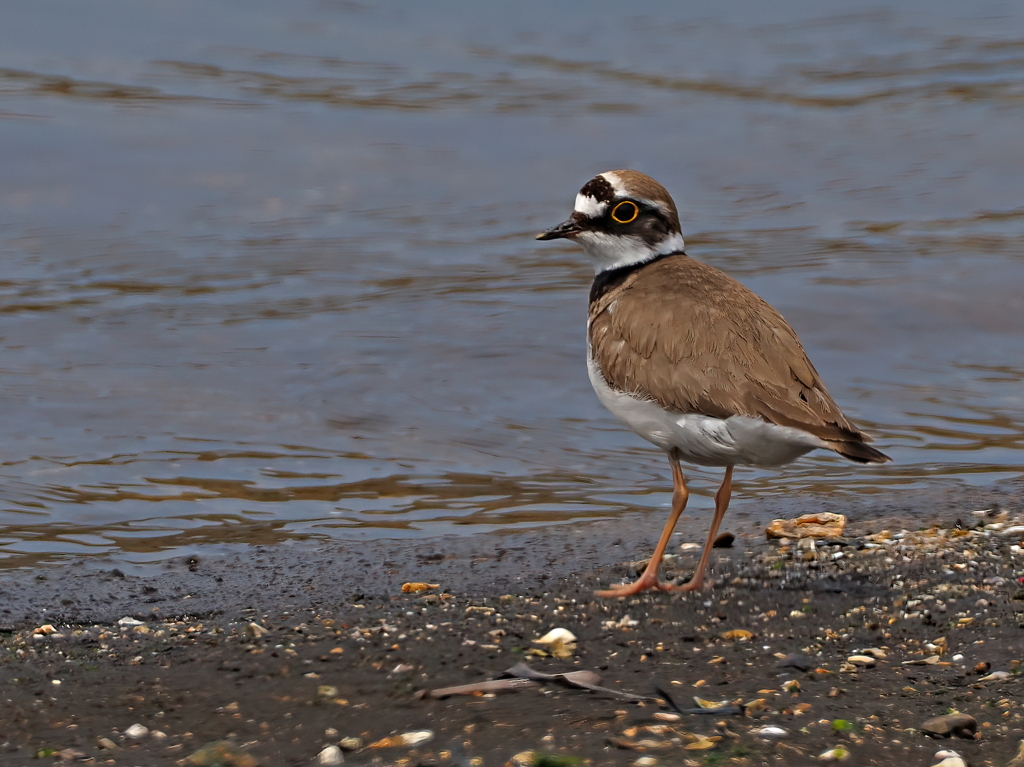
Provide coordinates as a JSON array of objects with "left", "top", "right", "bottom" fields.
[{"left": 1, "top": 481, "right": 1023, "bottom": 766}]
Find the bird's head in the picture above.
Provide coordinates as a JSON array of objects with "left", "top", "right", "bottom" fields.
[{"left": 537, "top": 170, "right": 684, "bottom": 273}]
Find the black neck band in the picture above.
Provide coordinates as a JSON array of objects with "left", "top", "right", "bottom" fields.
[{"left": 589, "top": 251, "right": 684, "bottom": 304}]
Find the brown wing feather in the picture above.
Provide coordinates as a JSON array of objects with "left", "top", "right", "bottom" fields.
[{"left": 588, "top": 255, "right": 889, "bottom": 462}]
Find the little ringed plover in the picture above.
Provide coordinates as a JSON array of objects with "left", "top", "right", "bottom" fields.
[{"left": 537, "top": 170, "right": 890, "bottom": 598}]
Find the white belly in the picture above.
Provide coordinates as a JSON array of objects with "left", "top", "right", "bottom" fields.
[{"left": 587, "top": 353, "right": 825, "bottom": 468}]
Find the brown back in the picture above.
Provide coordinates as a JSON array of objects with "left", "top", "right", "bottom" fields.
[{"left": 588, "top": 254, "right": 875, "bottom": 449}]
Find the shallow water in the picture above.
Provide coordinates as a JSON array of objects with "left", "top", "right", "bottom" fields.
[{"left": 2, "top": 1, "right": 1023, "bottom": 566}]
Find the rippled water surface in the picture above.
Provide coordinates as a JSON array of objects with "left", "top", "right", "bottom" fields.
[{"left": 2, "top": 1, "right": 1023, "bottom": 566}]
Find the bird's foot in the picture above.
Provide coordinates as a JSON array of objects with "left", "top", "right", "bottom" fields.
[
  {"left": 595, "top": 573, "right": 676, "bottom": 598},
  {"left": 661, "top": 575, "right": 712, "bottom": 593}
]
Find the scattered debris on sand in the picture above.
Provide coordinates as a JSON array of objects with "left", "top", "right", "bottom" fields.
[{"left": 1, "top": 507, "right": 1023, "bottom": 765}]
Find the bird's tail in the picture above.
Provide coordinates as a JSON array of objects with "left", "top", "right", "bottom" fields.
[{"left": 828, "top": 440, "right": 891, "bottom": 464}]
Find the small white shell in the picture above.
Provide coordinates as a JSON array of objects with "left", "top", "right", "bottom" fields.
[
  {"left": 535, "top": 628, "right": 578, "bottom": 645},
  {"left": 124, "top": 723, "right": 149, "bottom": 739},
  {"left": 399, "top": 730, "right": 434, "bottom": 746}
]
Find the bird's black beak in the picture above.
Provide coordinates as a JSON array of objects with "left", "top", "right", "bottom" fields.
[{"left": 536, "top": 219, "right": 583, "bottom": 241}]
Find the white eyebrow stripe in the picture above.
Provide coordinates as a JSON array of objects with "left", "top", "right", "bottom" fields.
[
  {"left": 574, "top": 193, "right": 608, "bottom": 218},
  {"left": 636, "top": 197, "right": 671, "bottom": 216}
]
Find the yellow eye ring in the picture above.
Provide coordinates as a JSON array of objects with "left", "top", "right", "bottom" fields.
[{"left": 611, "top": 200, "right": 639, "bottom": 224}]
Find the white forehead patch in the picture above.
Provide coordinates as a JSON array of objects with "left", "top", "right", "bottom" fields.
[
  {"left": 600, "top": 171, "right": 628, "bottom": 197},
  {"left": 574, "top": 193, "right": 608, "bottom": 219}
]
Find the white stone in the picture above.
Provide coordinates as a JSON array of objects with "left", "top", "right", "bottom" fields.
[
  {"left": 847, "top": 655, "right": 877, "bottom": 667},
  {"left": 818, "top": 746, "right": 850, "bottom": 761},
  {"left": 245, "top": 622, "right": 270, "bottom": 638},
  {"left": 124, "top": 724, "right": 148, "bottom": 739},
  {"left": 932, "top": 750, "right": 966, "bottom": 767},
  {"left": 117, "top": 617, "right": 144, "bottom": 627},
  {"left": 317, "top": 745, "right": 344, "bottom": 766},
  {"left": 399, "top": 730, "right": 433, "bottom": 746},
  {"left": 856, "top": 647, "right": 887, "bottom": 659},
  {"left": 978, "top": 670, "right": 1011, "bottom": 681},
  {"left": 535, "top": 628, "right": 578, "bottom": 645},
  {"left": 751, "top": 726, "right": 788, "bottom": 739}
]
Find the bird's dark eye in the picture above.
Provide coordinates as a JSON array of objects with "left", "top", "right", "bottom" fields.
[{"left": 611, "top": 200, "right": 639, "bottom": 224}]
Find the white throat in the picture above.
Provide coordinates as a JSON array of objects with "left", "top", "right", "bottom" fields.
[{"left": 577, "top": 231, "right": 685, "bottom": 273}]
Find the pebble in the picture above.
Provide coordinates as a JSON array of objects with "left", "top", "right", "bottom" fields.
[
  {"left": 919, "top": 713, "right": 977, "bottom": 738},
  {"left": 721, "top": 629, "right": 753, "bottom": 641},
  {"left": 902, "top": 655, "right": 941, "bottom": 666},
  {"left": 776, "top": 653, "right": 814, "bottom": 671},
  {"left": 679, "top": 542, "right": 700, "bottom": 551},
  {"left": 400, "top": 581, "right": 440, "bottom": 593},
  {"left": 117, "top": 617, "right": 144, "bottom": 627},
  {"left": 712, "top": 532, "right": 735, "bottom": 548},
  {"left": 603, "top": 615, "right": 639, "bottom": 629},
  {"left": 634, "top": 758, "right": 658, "bottom": 767},
  {"left": 533, "top": 627, "right": 577, "bottom": 657},
  {"left": 766, "top": 512, "right": 846, "bottom": 540},
  {"left": 856, "top": 647, "right": 887, "bottom": 659},
  {"left": 1001, "top": 525, "right": 1024, "bottom": 536},
  {"left": 245, "top": 622, "right": 269, "bottom": 638},
  {"left": 931, "top": 750, "right": 966, "bottom": 767},
  {"left": 399, "top": 730, "right": 433, "bottom": 747},
  {"left": 183, "top": 740, "right": 259, "bottom": 767},
  {"left": 124, "top": 723, "right": 149, "bottom": 739},
  {"left": 317, "top": 745, "right": 344, "bottom": 766},
  {"left": 534, "top": 627, "right": 577, "bottom": 644},
  {"left": 978, "top": 670, "right": 1011, "bottom": 681},
  {"left": 847, "top": 655, "right": 876, "bottom": 667},
  {"left": 817, "top": 745, "right": 850, "bottom": 761},
  {"left": 1006, "top": 740, "right": 1024, "bottom": 767},
  {"left": 751, "top": 725, "right": 788, "bottom": 739}
]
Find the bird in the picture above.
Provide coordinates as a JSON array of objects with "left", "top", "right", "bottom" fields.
[{"left": 536, "top": 170, "right": 890, "bottom": 597}]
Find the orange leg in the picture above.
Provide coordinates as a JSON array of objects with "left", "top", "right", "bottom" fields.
[
  {"left": 595, "top": 450, "right": 689, "bottom": 598},
  {"left": 665, "top": 464, "right": 733, "bottom": 592}
]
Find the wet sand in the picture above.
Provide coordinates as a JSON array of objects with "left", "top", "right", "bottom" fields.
[{"left": 2, "top": 483, "right": 1023, "bottom": 766}]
